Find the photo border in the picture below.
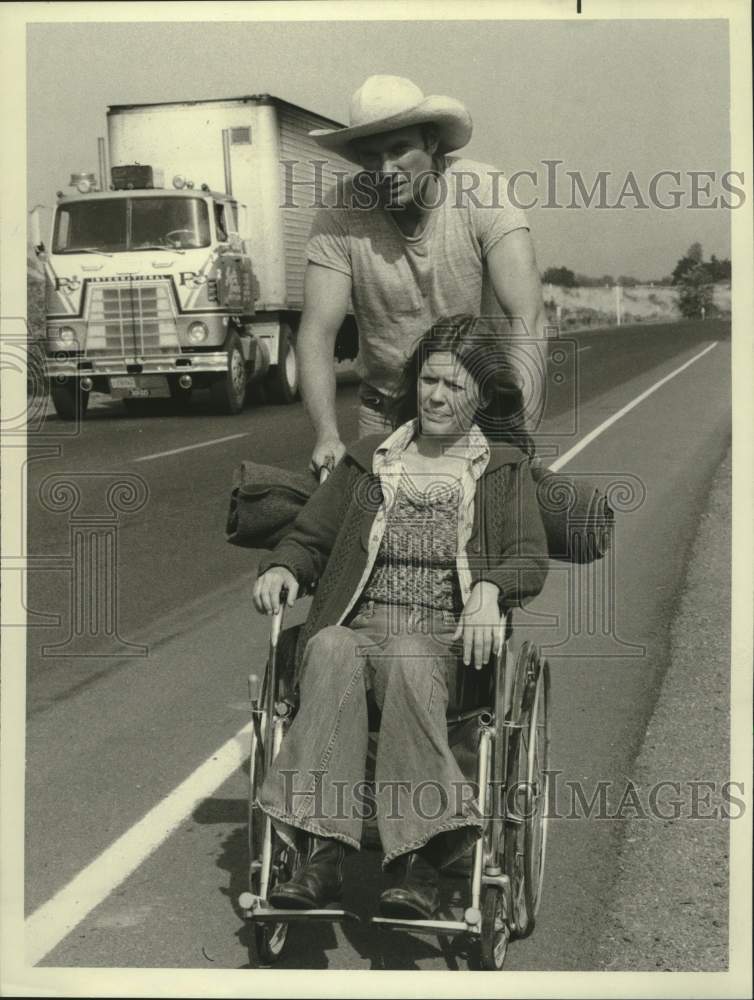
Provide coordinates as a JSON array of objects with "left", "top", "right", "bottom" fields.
[{"left": 2, "top": 1, "right": 751, "bottom": 997}]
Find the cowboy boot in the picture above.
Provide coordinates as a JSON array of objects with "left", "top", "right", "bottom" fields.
[
  {"left": 378, "top": 849, "right": 440, "bottom": 919},
  {"left": 268, "top": 834, "right": 346, "bottom": 910}
]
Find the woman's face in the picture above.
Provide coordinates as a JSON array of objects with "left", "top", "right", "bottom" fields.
[{"left": 417, "top": 351, "right": 482, "bottom": 438}]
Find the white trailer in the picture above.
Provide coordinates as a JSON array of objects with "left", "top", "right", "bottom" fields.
[{"left": 39, "top": 95, "right": 358, "bottom": 419}]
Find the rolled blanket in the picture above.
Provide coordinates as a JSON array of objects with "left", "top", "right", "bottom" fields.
[
  {"left": 227, "top": 459, "right": 614, "bottom": 564},
  {"left": 530, "top": 460, "right": 614, "bottom": 563},
  {"left": 226, "top": 461, "right": 318, "bottom": 549}
]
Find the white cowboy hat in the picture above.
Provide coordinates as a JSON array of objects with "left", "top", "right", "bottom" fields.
[{"left": 309, "top": 75, "right": 473, "bottom": 162}]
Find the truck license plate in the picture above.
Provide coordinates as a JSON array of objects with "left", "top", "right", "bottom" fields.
[{"left": 109, "top": 375, "right": 170, "bottom": 399}]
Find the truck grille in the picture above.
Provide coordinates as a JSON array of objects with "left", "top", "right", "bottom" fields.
[{"left": 85, "top": 280, "right": 180, "bottom": 356}]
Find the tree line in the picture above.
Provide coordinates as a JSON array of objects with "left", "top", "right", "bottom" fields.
[
  {"left": 542, "top": 243, "right": 730, "bottom": 319},
  {"left": 542, "top": 244, "right": 730, "bottom": 290}
]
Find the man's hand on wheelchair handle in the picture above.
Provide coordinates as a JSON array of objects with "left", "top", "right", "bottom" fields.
[
  {"left": 253, "top": 567, "right": 299, "bottom": 615},
  {"left": 453, "top": 581, "right": 503, "bottom": 670},
  {"left": 310, "top": 436, "right": 346, "bottom": 477}
]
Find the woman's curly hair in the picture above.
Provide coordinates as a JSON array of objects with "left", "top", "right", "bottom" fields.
[{"left": 385, "top": 314, "right": 537, "bottom": 458}]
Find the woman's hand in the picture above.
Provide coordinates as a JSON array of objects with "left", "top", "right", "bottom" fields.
[
  {"left": 252, "top": 567, "right": 299, "bottom": 615},
  {"left": 453, "top": 581, "right": 503, "bottom": 670}
]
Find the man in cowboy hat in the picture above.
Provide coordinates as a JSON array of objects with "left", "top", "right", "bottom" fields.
[{"left": 296, "top": 74, "right": 547, "bottom": 472}]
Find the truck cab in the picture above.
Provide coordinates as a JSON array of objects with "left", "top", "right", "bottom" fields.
[{"left": 42, "top": 165, "right": 263, "bottom": 419}]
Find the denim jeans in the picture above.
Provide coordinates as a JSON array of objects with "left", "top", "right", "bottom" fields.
[{"left": 258, "top": 601, "right": 483, "bottom": 870}]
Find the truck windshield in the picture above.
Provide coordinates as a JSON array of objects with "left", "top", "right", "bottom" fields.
[{"left": 52, "top": 197, "right": 211, "bottom": 253}]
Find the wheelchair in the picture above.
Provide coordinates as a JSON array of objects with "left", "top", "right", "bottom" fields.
[{"left": 238, "top": 597, "right": 551, "bottom": 971}]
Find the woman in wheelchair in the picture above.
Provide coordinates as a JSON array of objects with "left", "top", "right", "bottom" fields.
[{"left": 252, "top": 314, "right": 548, "bottom": 920}]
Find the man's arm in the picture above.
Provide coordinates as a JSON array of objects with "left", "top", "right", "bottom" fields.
[
  {"left": 296, "top": 262, "right": 352, "bottom": 472},
  {"left": 486, "top": 228, "right": 548, "bottom": 439}
]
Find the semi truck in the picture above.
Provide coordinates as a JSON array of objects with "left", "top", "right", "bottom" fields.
[{"left": 33, "top": 95, "right": 358, "bottom": 419}]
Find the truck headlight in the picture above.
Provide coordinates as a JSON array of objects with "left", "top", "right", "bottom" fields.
[
  {"left": 187, "top": 321, "right": 208, "bottom": 343},
  {"left": 48, "top": 326, "right": 76, "bottom": 343}
]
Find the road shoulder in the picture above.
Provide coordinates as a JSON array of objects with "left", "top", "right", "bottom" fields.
[{"left": 595, "top": 445, "right": 732, "bottom": 971}]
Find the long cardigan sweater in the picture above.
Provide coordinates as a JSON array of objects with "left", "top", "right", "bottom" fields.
[{"left": 258, "top": 432, "right": 549, "bottom": 678}]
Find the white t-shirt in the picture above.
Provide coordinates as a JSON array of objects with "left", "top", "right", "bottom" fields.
[{"left": 306, "top": 156, "right": 529, "bottom": 396}]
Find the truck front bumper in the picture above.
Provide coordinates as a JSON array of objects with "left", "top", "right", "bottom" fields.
[{"left": 45, "top": 352, "right": 230, "bottom": 378}]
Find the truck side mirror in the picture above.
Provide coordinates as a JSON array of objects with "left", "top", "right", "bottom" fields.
[{"left": 29, "top": 205, "right": 46, "bottom": 256}]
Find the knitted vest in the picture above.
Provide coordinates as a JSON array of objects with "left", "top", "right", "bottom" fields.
[{"left": 360, "top": 474, "right": 463, "bottom": 612}]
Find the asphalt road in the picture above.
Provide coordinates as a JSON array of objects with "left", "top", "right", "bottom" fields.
[{"left": 23, "top": 319, "right": 731, "bottom": 970}]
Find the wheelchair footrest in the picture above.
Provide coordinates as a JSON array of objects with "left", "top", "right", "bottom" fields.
[
  {"left": 371, "top": 916, "right": 474, "bottom": 936},
  {"left": 248, "top": 906, "right": 361, "bottom": 924}
]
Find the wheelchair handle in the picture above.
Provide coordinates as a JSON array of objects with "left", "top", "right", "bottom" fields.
[
  {"left": 248, "top": 672, "right": 262, "bottom": 704},
  {"left": 319, "top": 453, "right": 335, "bottom": 484},
  {"left": 270, "top": 588, "right": 287, "bottom": 646}
]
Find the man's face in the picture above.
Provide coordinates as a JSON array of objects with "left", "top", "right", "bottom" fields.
[
  {"left": 351, "top": 125, "right": 437, "bottom": 209},
  {"left": 417, "top": 351, "right": 482, "bottom": 439}
]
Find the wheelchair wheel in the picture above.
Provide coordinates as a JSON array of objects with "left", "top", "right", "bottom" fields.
[
  {"left": 505, "top": 646, "right": 548, "bottom": 939},
  {"left": 479, "top": 886, "right": 510, "bottom": 970},
  {"left": 247, "top": 720, "right": 292, "bottom": 965},
  {"left": 523, "top": 659, "right": 551, "bottom": 923}
]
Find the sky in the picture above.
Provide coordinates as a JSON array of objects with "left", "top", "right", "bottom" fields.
[{"left": 26, "top": 15, "right": 733, "bottom": 280}]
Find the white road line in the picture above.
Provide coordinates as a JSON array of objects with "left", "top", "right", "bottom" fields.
[
  {"left": 133, "top": 433, "right": 249, "bottom": 463},
  {"left": 549, "top": 342, "right": 718, "bottom": 472},
  {"left": 25, "top": 338, "right": 720, "bottom": 964},
  {"left": 25, "top": 722, "right": 252, "bottom": 966}
]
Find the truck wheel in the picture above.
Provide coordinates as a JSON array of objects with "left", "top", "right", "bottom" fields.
[
  {"left": 209, "top": 332, "right": 247, "bottom": 415},
  {"left": 50, "top": 378, "right": 89, "bottom": 421},
  {"left": 266, "top": 327, "right": 299, "bottom": 405}
]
